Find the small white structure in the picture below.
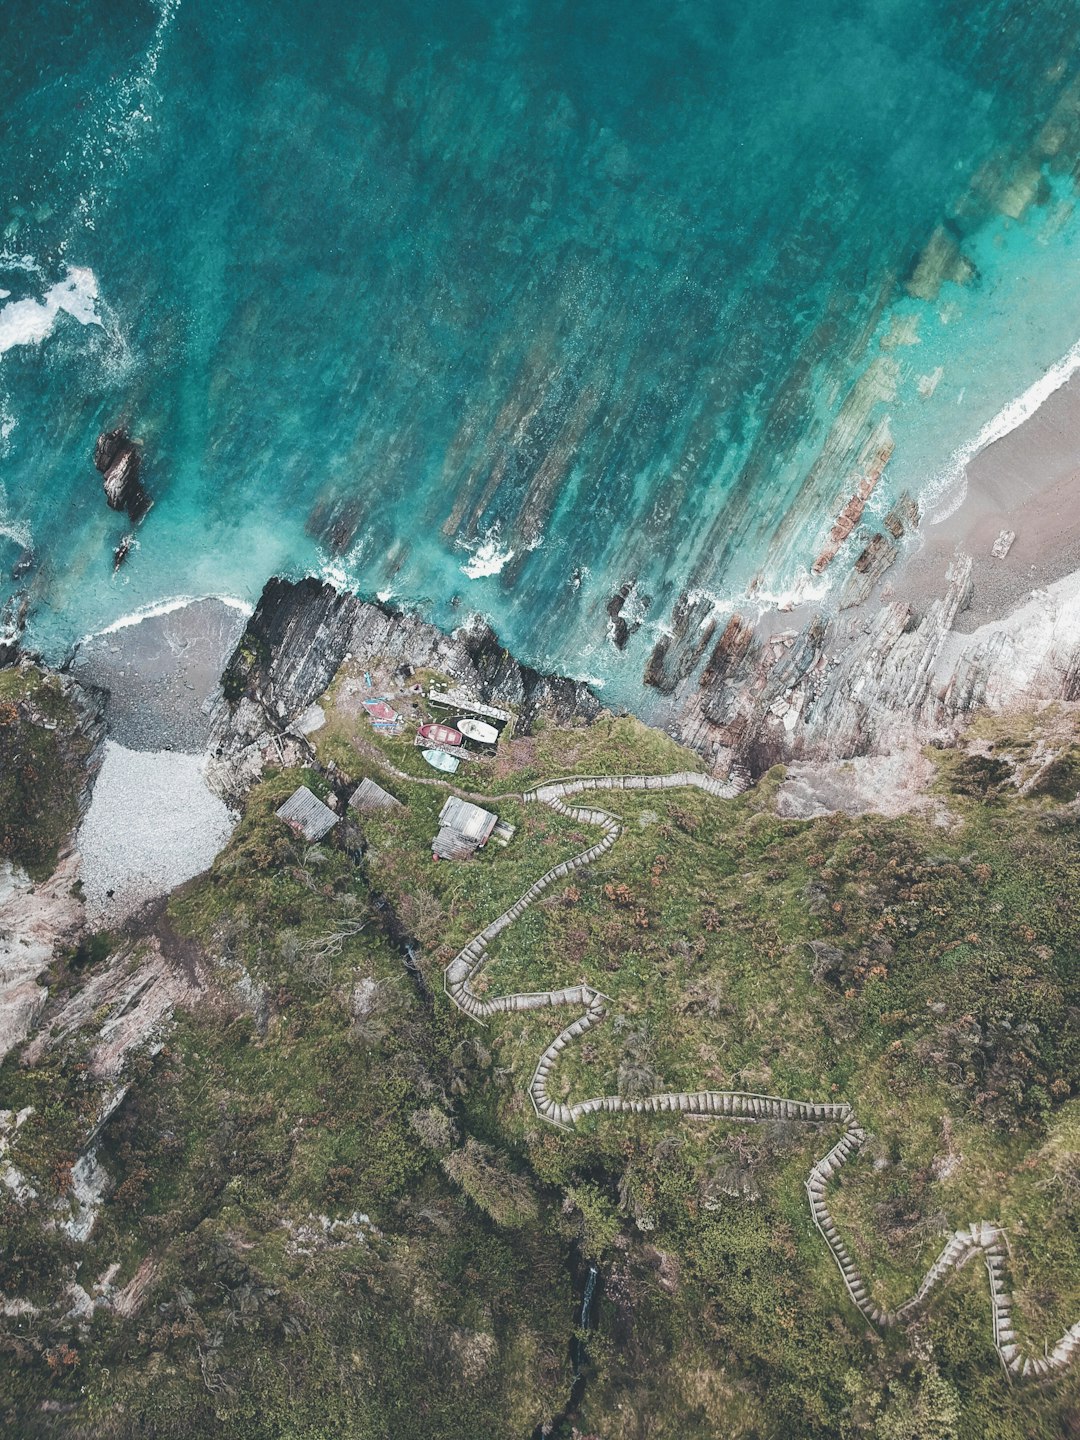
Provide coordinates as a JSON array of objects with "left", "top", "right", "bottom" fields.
[
  {"left": 276, "top": 786, "right": 339, "bottom": 842},
  {"left": 432, "top": 796, "right": 499, "bottom": 860}
]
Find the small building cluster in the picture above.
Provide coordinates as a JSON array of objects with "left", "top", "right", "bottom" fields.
[
  {"left": 432, "top": 796, "right": 499, "bottom": 860},
  {"left": 276, "top": 775, "right": 404, "bottom": 841},
  {"left": 277, "top": 683, "right": 518, "bottom": 866}
]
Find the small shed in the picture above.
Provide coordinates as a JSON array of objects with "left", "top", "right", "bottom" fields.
[
  {"left": 276, "top": 786, "right": 340, "bottom": 842},
  {"left": 432, "top": 796, "right": 499, "bottom": 860},
  {"left": 349, "top": 777, "right": 404, "bottom": 814}
]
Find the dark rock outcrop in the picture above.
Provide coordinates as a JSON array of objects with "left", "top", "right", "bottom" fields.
[
  {"left": 643, "top": 592, "right": 716, "bottom": 695},
  {"left": 606, "top": 581, "right": 649, "bottom": 651},
  {"left": 212, "top": 578, "right": 602, "bottom": 791},
  {"left": 94, "top": 428, "right": 150, "bottom": 522},
  {"left": 93, "top": 428, "right": 126, "bottom": 474}
]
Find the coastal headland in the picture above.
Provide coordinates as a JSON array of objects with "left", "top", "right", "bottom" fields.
[{"left": 5, "top": 403, "right": 1080, "bottom": 1434}]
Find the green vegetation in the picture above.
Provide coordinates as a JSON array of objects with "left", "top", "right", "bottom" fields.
[
  {"left": 0, "top": 666, "right": 97, "bottom": 880},
  {"left": 6, "top": 675, "right": 1080, "bottom": 1439}
]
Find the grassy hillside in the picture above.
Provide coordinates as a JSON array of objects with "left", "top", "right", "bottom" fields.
[
  {"left": 4, "top": 678, "right": 1080, "bottom": 1438},
  {"left": 0, "top": 666, "right": 99, "bottom": 880}
]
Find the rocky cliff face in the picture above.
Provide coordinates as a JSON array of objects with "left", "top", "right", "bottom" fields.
[
  {"left": 0, "top": 666, "right": 106, "bottom": 1061},
  {"left": 671, "top": 558, "right": 1080, "bottom": 776},
  {"left": 209, "top": 577, "right": 602, "bottom": 795}
]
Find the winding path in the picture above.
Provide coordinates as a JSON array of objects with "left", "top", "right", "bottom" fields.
[{"left": 441, "top": 770, "right": 1080, "bottom": 1381}]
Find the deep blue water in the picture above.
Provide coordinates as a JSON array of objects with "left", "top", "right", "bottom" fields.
[{"left": 4, "top": 0, "right": 1080, "bottom": 700}]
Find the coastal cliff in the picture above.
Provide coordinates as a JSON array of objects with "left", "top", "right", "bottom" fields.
[
  {"left": 203, "top": 564, "right": 1080, "bottom": 811},
  {"left": 208, "top": 576, "right": 602, "bottom": 799},
  {"left": 220, "top": 576, "right": 602, "bottom": 729},
  {"left": 6, "top": 580, "right": 1080, "bottom": 1438},
  {"left": 667, "top": 558, "right": 1080, "bottom": 776}
]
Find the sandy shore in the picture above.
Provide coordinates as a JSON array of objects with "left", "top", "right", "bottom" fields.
[
  {"left": 890, "top": 372, "right": 1080, "bottom": 630},
  {"left": 68, "top": 597, "right": 248, "bottom": 752},
  {"left": 69, "top": 598, "right": 245, "bottom": 923}
]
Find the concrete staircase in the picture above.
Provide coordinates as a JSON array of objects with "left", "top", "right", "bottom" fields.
[{"left": 441, "top": 767, "right": 1079, "bottom": 1382}]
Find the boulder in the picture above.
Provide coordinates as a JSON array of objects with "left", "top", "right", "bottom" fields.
[
  {"left": 95, "top": 430, "right": 150, "bottom": 522},
  {"left": 93, "top": 428, "right": 127, "bottom": 474}
]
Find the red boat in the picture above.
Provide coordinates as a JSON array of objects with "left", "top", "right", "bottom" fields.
[{"left": 418, "top": 722, "right": 463, "bottom": 747}]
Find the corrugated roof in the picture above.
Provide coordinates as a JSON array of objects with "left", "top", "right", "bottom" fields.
[
  {"left": 276, "top": 786, "right": 339, "bottom": 842},
  {"left": 438, "top": 796, "right": 498, "bottom": 844},
  {"left": 349, "top": 777, "right": 403, "bottom": 813},
  {"left": 432, "top": 825, "right": 477, "bottom": 861}
]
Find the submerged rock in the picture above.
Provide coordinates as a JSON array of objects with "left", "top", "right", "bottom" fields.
[{"left": 112, "top": 533, "right": 135, "bottom": 572}]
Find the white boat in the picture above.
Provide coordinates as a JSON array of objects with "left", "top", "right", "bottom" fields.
[
  {"left": 422, "top": 747, "right": 460, "bottom": 774},
  {"left": 456, "top": 717, "right": 499, "bottom": 745}
]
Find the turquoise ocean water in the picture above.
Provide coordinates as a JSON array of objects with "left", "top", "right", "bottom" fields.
[{"left": 5, "top": 0, "right": 1080, "bottom": 703}]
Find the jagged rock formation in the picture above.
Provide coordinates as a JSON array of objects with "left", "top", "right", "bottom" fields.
[
  {"left": 674, "top": 558, "right": 1080, "bottom": 776},
  {"left": 94, "top": 427, "right": 150, "bottom": 522},
  {"left": 210, "top": 577, "right": 601, "bottom": 797},
  {"left": 443, "top": 770, "right": 1080, "bottom": 1381}
]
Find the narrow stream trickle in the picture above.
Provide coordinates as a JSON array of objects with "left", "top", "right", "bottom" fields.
[{"left": 531, "top": 1259, "right": 601, "bottom": 1440}]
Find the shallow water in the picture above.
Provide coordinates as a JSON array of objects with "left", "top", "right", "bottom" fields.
[{"left": 4, "top": 0, "right": 1080, "bottom": 704}]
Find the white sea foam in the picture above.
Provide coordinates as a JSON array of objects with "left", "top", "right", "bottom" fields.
[
  {"left": 0, "top": 481, "right": 31, "bottom": 553},
  {"left": 0, "top": 253, "right": 44, "bottom": 280},
  {"left": 319, "top": 558, "right": 350, "bottom": 591},
  {"left": 461, "top": 530, "right": 515, "bottom": 579},
  {"left": 683, "top": 568, "right": 834, "bottom": 627},
  {"left": 0, "top": 267, "right": 102, "bottom": 356},
  {"left": 91, "top": 593, "right": 252, "bottom": 639},
  {"left": 919, "top": 332, "right": 1080, "bottom": 524}
]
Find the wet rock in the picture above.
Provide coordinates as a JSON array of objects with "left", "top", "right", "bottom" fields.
[
  {"left": 112, "top": 534, "right": 135, "bottom": 572},
  {"left": 93, "top": 428, "right": 127, "bottom": 474},
  {"left": 883, "top": 491, "right": 919, "bottom": 540},
  {"left": 838, "top": 532, "right": 899, "bottom": 609},
  {"left": 211, "top": 577, "right": 601, "bottom": 795},
  {"left": 94, "top": 429, "right": 150, "bottom": 522},
  {"left": 606, "top": 580, "right": 650, "bottom": 650},
  {"left": 812, "top": 424, "right": 894, "bottom": 575},
  {"left": 643, "top": 592, "right": 716, "bottom": 694}
]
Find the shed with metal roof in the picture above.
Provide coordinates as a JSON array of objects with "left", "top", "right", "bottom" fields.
[
  {"left": 276, "top": 786, "right": 340, "bottom": 842},
  {"left": 432, "top": 796, "right": 499, "bottom": 860}
]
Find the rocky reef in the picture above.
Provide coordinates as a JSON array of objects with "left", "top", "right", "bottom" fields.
[{"left": 671, "top": 556, "right": 1080, "bottom": 778}]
